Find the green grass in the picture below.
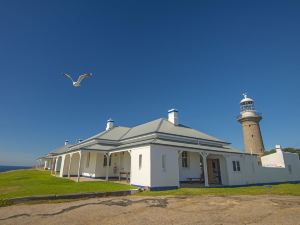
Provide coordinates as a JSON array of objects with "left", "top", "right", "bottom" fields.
[
  {"left": 1, "top": 169, "right": 299, "bottom": 207},
  {"left": 139, "top": 184, "right": 300, "bottom": 196},
  {"left": 0, "top": 169, "right": 134, "bottom": 201}
]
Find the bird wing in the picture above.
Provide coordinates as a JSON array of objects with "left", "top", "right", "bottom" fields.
[
  {"left": 76, "top": 73, "right": 92, "bottom": 84},
  {"left": 64, "top": 73, "right": 74, "bottom": 82}
]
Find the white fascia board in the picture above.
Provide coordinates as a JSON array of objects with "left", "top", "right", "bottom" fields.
[
  {"left": 108, "top": 144, "right": 152, "bottom": 154},
  {"left": 94, "top": 139, "right": 119, "bottom": 145},
  {"left": 150, "top": 143, "right": 245, "bottom": 156}
]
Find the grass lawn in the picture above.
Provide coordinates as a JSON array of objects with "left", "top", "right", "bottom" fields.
[
  {"left": 1, "top": 169, "right": 300, "bottom": 207},
  {"left": 0, "top": 169, "right": 134, "bottom": 202},
  {"left": 139, "top": 183, "right": 300, "bottom": 196}
]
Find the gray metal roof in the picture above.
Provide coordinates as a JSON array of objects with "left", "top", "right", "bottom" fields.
[
  {"left": 49, "top": 144, "right": 73, "bottom": 155},
  {"left": 99, "top": 127, "right": 131, "bottom": 140},
  {"left": 151, "top": 139, "right": 242, "bottom": 154},
  {"left": 80, "top": 126, "right": 130, "bottom": 143},
  {"left": 77, "top": 138, "right": 242, "bottom": 155},
  {"left": 157, "top": 119, "right": 225, "bottom": 143},
  {"left": 120, "top": 119, "right": 163, "bottom": 140},
  {"left": 82, "top": 144, "right": 115, "bottom": 152},
  {"left": 46, "top": 118, "right": 236, "bottom": 156},
  {"left": 119, "top": 118, "right": 226, "bottom": 143}
]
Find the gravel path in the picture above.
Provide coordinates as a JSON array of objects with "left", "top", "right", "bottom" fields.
[{"left": 0, "top": 195, "right": 300, "bottom": 225}]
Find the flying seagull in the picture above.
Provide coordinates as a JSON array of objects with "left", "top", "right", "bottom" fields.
[{"left": 63, "top": 73, "right": 92, "bottom": 87}]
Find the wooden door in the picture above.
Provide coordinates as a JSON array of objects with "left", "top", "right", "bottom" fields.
[{"left": 207, "top": 159, "right": 222, "bottom": 184}]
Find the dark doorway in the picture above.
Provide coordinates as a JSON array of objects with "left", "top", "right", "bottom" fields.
[{"left": 207, "top": 159, "right": 222, "bottom": 184}]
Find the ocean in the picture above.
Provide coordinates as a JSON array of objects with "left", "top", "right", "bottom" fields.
[{"left": 0, "top": 165, "right": 31, "bottom": 173}]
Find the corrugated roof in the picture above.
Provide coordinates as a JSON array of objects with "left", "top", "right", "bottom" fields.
[
  {"left": 120, "top": 119, "right": 163, "bottom": 140},
  {"left": 99, "top": 126, "right": 131, "bottom": 140},
  {"left": 119, "top": 118, "right": 226, "bottom": 143},
  {"left": 50, "top": 144, "right": 73, "bottom": 155},
  {"left": 151, "top": 139, "right": 242, "bottom": 154},
  {"left": 157, "top": 119, "right": 225, "bottom": 142},
  {"left": 82, "top": 144, "right": 115, "bottom": 151},
  {"left": 46, "top": 118, "right": 234, "bottom": 156},
  {"left": 82, "top": 126, "right": 130, "bottom": 142}
]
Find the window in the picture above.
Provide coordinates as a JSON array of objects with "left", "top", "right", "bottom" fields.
[
  {"left": 232, "top": 161, "right": 241, "bottom": 171},
  {"left": 288, "top": 165, "right": 292, "bottom": 174},
  {"left": 162, "top": 154, "right": 166, "bottom": 171},
  {"left": 103, "top": 154, "right": 111, "bottom": 167},
  {"left": 139, "top": 154, "right": 142, "bottom": 170},
  {"left": 182, "top": 151, "right": 189, "bottom": 168},
  {"left": 86, "top": 152, "right": 90, "bottom": 168},
  {"left": 236, "top": 161, "right": 240, "bottom": 171}
]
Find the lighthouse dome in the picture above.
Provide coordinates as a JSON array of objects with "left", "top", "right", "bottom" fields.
[{"left": 240, "top": 94, "right": 254, "bottom": 105}]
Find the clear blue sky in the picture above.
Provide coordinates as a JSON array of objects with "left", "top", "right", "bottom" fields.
[{"left": 1, "top": 1, "right": 299, "bottom": 166}]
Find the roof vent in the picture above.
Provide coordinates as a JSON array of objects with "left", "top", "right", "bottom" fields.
[
  {"left": 168, "top": 109, "right": 179, "bottom": 125},
  {"left": 106, "top": 118, "right": 114, "bottom": 131}
]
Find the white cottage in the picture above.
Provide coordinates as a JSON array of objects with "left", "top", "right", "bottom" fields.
[{"left": 38, "top": 107, "right": 300, "bottom": 190}]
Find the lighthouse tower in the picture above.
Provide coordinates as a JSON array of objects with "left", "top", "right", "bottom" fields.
[{"left": 237, "top": 94, "right": 265, "bottom": 156}]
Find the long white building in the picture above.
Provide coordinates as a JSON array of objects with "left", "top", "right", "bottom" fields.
[{"left": 38, "top": 96, "right": 300, "bottom": 190}]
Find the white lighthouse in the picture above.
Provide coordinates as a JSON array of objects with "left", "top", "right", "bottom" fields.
[{"left": 237, "top": 94, "right": 265, "bottom": 156}]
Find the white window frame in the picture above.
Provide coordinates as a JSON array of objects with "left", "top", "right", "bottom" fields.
[
  {"left": 288, "top": 165, "right": 292, "bottom": 174},
  {"left": 236, "top": 161, "right": 240, "bottom": 171},
  {"left": 103, "top": 154, "right": 111, "bottom": 167},
  {"left": 232, "top": 160, "right": 241, "bottom": 172},
  {"left": 162, "top": 154, "right": 166, "bottom": 172},
  {"left": 182, "top": 151, "right": 189, "bottom": 168},
  {"left": 86, "top": 152, "right": 90, "bottom": 168},
  {"left": 139, "top": 154, "right": 142, "bottom": 170}
]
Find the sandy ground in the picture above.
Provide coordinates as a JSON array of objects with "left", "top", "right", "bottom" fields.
[{"left": 0, "top": 195, "right": 300, "bottom": 225}]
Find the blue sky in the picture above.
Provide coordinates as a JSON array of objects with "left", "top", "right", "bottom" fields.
[{"left": 0, "top": 1, "right": 300, "bottom": 166}]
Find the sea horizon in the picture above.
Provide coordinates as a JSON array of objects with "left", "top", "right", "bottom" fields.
[{"left": 0, "top": 165, "right": 32, "bottom": 173}]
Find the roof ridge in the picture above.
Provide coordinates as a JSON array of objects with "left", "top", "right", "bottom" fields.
[
  {"left": 155, "top": 118, "right": 165, "bottom": 132},
  {"left": 118, "top": 126, "right": 133, "bottom": 140}
]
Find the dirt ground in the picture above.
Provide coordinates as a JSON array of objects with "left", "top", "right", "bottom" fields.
[{"left": 0, "top": 195, "right": 300, "bottom": 225}]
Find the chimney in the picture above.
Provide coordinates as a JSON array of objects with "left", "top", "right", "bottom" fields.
[
  {"left": 64, "top": 140, "right": 69, "bottom": 146},
  {"left": 106, "top": 118, "right": 114, "bottom": 131},
  {"left": 168, "top": 109, "right": 179, "bottom": 125},
  {"left": 275, "top": 144, "right": 282, "bottom": 153}
]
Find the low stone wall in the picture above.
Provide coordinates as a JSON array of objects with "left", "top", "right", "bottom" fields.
[{"left": 5, "top": 189, "right": 141, "bottom": 205}]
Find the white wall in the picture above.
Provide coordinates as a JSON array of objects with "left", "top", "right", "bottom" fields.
[
  {"left": 60, "top": 154, "right": 69, "bottom": 177},
  {"left": 44, "top": 159, "right": 52, "bottom": 170},
  {"left": 81, "top": 151, "right": 98, "bottom": 177},
  {"left": 120, "top": 151, "right": 131, "bottom": 172},
  {"left": 58, "top": 151, "right": 131, "bottom": 179},
  {"left": 55, "top": 156, "right": 63, "bottom": 172},
  {"left": 130, "top": 145, "right": 151, "bottom": 187},
  {"left": 224, "top": 154, "right": 255, "bottom": 185},
  {"left": 261, "top": 150, "right": 285, "bottom": 167},
  {"left": 92, "top": 152, "right": 131, "bottom": 178},
  {"left": 69, "top": 153, "right": 80, "bottom": 176},
  {"left": 54, "top": 145, "right": 300, "bottom": 188},
  {"left": 283, "top": 152, "right": 300, "bottom": 173},
  {"left": 225, "top": 151, "right": 300, "bottom": 186},
  {"left": 150, "top": 145, "right": 180, "bottom": 188},
  {"left": 179, "top": 151, "right": 202, "bottom": 181},
  {"left": 207, "top": 154, "right": 229, "bottom": 185}
]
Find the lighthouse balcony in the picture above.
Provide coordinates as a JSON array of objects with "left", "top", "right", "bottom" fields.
[{"left": 236, "top": 112, "right": 262, "bottom": 121}]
